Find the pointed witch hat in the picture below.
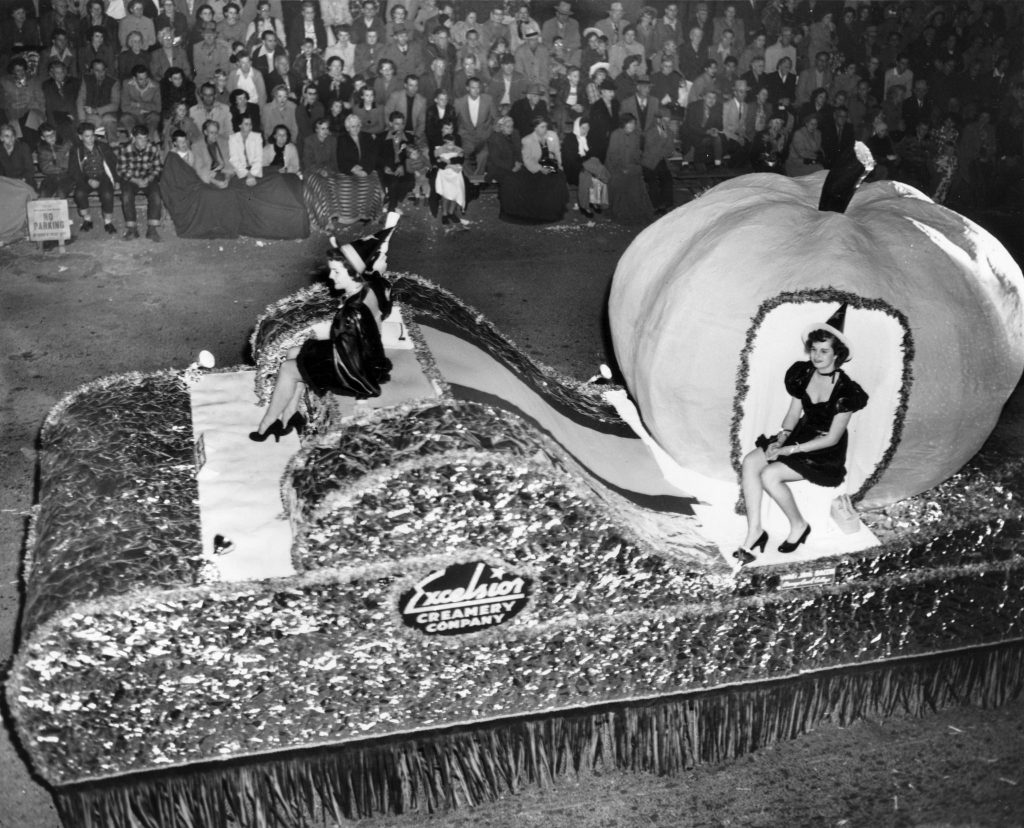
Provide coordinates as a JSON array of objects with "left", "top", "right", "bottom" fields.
[
  {"left": 330, "top": 212, "right": 401, "bottom": 275},
  {"left": 802, "top": 303, "right": 852, "bottom": 356}
]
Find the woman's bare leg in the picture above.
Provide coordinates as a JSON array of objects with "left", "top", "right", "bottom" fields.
[
  {"left": 256, "top": 359, "right": 305, "bottom": 434},
  {"left": 740, "top": 448, "right": 769, "bottom": 548},
  {"left": 760, "top": 462, "right": 809, "bottom": 542}
]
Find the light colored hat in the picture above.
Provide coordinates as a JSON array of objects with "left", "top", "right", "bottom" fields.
[{"left": 588, "top": 61, "right": 609, "bottom": 77}]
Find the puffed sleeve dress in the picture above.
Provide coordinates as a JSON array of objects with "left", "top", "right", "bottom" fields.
[
  {"left": 761, "top": 360, "right": 869, "bottom": 487},
  {"left": 296, "top": 272, "right": 393, "bottom": 399}
]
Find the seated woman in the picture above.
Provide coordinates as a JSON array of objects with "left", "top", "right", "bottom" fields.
[
  {"left": 353, "top": 85, "right": 385, "bottom": 137},
  {"left": 784, "top": 113, "right": 824, "bottom": 177},
  {"left": 735, "top": 305, "right": 868, "bottom": 564},
  {"left": 562, "top": 116, "right": 609, "bottom": 218},
  {"left": 262, "top": 124, "right": 301, "bottom": 175},
  {"left": 250, "top": 221, "right": 398, "bottom": 441},
  {"left": 750, "top": 108, "right": 789, "bottom": 173},
  {"left": 516, "top": 116, "right": 569, "bottom": 222},
  {"left": 229, "top": 88, "right": 261, "bottom": 134},
  {"left": 303, "top": 112, "right": 385, "bottom": 229},
  {"left": 606, "top": 113, "right": 654, "bottom": 225}
]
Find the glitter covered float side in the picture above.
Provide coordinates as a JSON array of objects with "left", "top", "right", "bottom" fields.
[{"left": 8, "top": 272, "right": 1024, "bottom": 825}]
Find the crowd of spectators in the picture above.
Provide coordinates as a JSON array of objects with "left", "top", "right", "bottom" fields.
[{"left": 0, "top": 0, "right": 1022, "bottom": 238}]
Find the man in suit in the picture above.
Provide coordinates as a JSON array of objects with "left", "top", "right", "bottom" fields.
[
  {"left": 766, "top": 56, "right": 796, "bottom": 106},
  {"left": 678, "top": 26, "right": 704, "bottom": 81},
  {"left": 514, "top": 26, "right": 550, "bottom": 89},
  {"left": 682, "top": 88, "right": 724, "bottom": 167},
  {"left": 380, "top": 23, "right": 426, "bottom": 81},
  {"left": 820, "top": 104, "right": 854, "bottom": 169},
  {"left": 901, "top": 78, "right": 933, "bottom": 135},
  {"left": 454, "top": 76, "right": 494, "bottom": 179},
  {"left": 796, "top": 50, "right": 833, "bottom": 107},
  {"left": 620, "top": 75, "right": 656, "bottom": 140},
  {"left": 265, "top": 53, "right": 302, "bottom": 102},
  {"left": 642, "top": 104, "right": 675, "bottom": 214},
  {"left": 721, "top": 77, "right": 753, "bottom": 165},
  {"left": 385, "top": 73, "right": 426, "bottom": 145},
  {"left": 740, "top": 55, "right": 766, "bottom": 101},
  {"left": 191, "top": 117, "right": 236, "bottom": 186},
  {"left": 486, "top": 54, "right": 527, "bottom": 111},
  {"left": 42, "top": 59, "right": 80, "bottom": 142},
  {"left": 587, "top": 78, "right": 619, "bottom": 162}
]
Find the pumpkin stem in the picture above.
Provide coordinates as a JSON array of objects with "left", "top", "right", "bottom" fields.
[{"left": 818, "top": 141, "right": 876, "bottom": 213}]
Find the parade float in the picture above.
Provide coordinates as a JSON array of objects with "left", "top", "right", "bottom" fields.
[{"left": 9, "top": 169, "right": 1024, "bottom": 828}]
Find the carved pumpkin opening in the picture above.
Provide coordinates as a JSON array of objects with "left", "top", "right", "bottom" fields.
[{"left": 732, "top": 293, "right": 913, "bottom": 502}]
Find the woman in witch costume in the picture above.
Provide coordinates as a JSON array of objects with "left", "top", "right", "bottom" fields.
[
  {"left": 734, "top": 303, "right": 869, "bottom": 563},
  {"left": 250, "top": 216, "right": 398, "bottom": 442},
  {"left": 734, "top": 144, "right": 874, "bottom": 563}
]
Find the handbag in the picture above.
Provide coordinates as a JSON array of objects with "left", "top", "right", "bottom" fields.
[{"left": 830, "top": 493, "right": 860, "bottom": 534}]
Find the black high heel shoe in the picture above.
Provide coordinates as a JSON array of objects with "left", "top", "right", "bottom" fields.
[
  {"left": 778, "top": 524, "right": 811, "bottom": 554},
  {"left": 732, "top": 531, "right": 768, "bottom": 565},
  {"left": 285, "top": 412, "right": 306, "bottom": 437},
  {"left": 249, "top": 419, "right": 288, "bottom": 443}
]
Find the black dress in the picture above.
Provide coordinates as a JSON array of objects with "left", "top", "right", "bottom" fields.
[
  {"left": 758, "top": 361, "right": 869, "bottom": 487},
  {"left": 296, "top": 274, "right": 393, "bottom": 399}
]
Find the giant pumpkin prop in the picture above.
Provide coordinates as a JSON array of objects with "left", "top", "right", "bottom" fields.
[{"left": 609, "top": 171, "right": 1024, "bottom": 507}]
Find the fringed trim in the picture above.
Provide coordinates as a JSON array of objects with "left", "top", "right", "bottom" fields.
[
  {"left": 729, "top": 289, "right": 914, "bottom": 512},
  {"left": 53, "top": 640, "right": 1024, "bottom": 828}
]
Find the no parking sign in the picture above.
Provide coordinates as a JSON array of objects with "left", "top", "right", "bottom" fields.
[{"left": 27, "top": 199, "right": 71, "bottom": 243}]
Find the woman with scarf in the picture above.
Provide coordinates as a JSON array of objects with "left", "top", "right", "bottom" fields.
[{"left": 562, "top": 116, "right": 608, "bottom": 219}]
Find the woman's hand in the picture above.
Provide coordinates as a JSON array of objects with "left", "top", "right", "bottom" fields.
[{"left": 764, "top": 443, "right": 782, "bottom": 462}]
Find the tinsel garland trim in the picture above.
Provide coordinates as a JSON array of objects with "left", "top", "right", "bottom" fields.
[
  {"left": 398, "top": 306, "right": 452, "bottom": 401},
  {"left": 728, "top": 289, "right": 914, "bottom": 509},
  {"left": 50, "top": 640, "right": 1024, "bottom": 828},
  {"left": 391, "top": 273, "right": 622, "bottom": 422},
  {"left": 40, "top": 369, "right": 188, "bottom": 441}
]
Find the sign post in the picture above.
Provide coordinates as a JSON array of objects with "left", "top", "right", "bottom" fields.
[{"left": 27, "top": 199, "right": 72, "bottom": 253}]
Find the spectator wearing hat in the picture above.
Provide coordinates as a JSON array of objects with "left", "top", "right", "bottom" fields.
[
  {"left": 507, "top": 4, "right": 542, "bottom": 53},
  {"left": 193, "top": 22, "right": 232, "bottom": 86},
  {"left": 510, "top": 81, "right": 548, "bottom": 139},
  {"left": 541, "top": 1, "right": 580, "bottom": 56},
  {"left": 585, "top": 62, "right": 609, "bottom": 106},
  {"left": 587, "top": 77, "right": 619, "bottom": 162},
  {"left": 486, "top": 53, "right": 526, "bottom": 111},
  {"left": 620, "top": 74, "right": 656, "bottom": 136},
  {"left": 608, "top": 25, "right": 644, "bottom": 79},
  {"left": 579, "top": 28, "right": 608, "bottom": 78},
  {"left": 120, "top": 63, "right": 162, "bottom": 139},
  {"left": 642, "top": 104, "right": 675, "bottom": 214},
  {"left": 514, "top": 25, "right": 550, "bottom": 89},
  {"left": 380, "top": 23, "right": 426, "bottom": 81}
]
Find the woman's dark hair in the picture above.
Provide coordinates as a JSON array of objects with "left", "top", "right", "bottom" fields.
[
  {"left": 273, "top": 124, "right": 291, "bottom": 143},
  {"left": 229, "top": 88, "right": 249, "bottom": 106},
  {"left": 619, "top": 112, "right": 637, "bottom": 126},
  {"left": 804, "top": 329, "right": 850, "bottom": 366},
  {"left": 531, "top": 115, "right": 548, "bottom": 129}
]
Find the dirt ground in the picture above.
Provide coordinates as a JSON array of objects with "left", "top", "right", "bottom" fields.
[{"left": 2, "top": 198, "right": 1024, "bottom": 828}]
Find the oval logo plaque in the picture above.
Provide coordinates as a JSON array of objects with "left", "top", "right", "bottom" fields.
[{"left": 399, "top": 561, "right": 531, "bottom": 636}]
